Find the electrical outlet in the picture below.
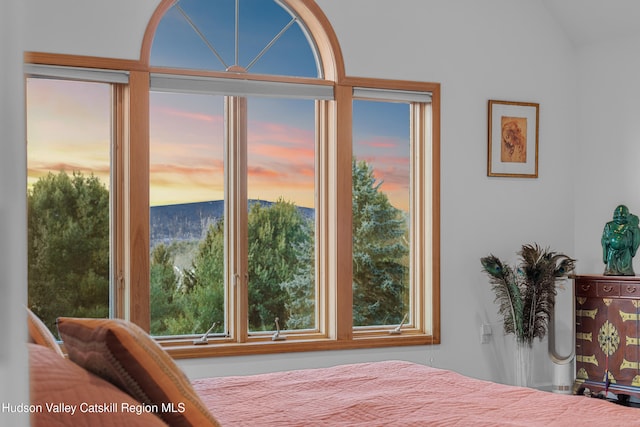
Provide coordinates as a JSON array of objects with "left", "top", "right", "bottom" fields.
[{"left": 480, "top": 324, "right": 492, "bottom": 344}]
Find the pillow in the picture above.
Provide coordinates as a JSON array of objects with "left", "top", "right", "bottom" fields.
[
  {"left": 26, "top": 307, "right": 65, "bottom": 358},
  {"left": 57, "top": 317, "right": 220, "bottom": 427},
  {"left": 29, "top": 343, "right": 169, "bottom": 427}
]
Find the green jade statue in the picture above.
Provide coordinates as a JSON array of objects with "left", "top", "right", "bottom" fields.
[{"left": 602, "top": 204, "right": 640, "bottom": 276}]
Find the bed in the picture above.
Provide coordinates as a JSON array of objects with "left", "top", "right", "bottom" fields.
[
  {"left": 27, "top": 312, "right": 640, "bottom": 427},
  {"left": 194, "top": 360, "right": 640, "bottom": 426}
]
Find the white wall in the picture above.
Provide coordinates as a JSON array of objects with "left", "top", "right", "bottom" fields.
[
  {"left": 15, "top": 0, "right": 583, "bottom": 389},
  {"left": 314, "top": 0, "right": 578, "bottom": 386},
  {"left": 574, "top": 34, "right": 640, "bottom": 273},
  {"left": 23, "top": 0, "right": 157, "bottom": 60},
  {"left": 1, "top": 2, "right": 29, "bottom": 426}
]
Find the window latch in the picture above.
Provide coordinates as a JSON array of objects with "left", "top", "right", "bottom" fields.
[
  {"left": 272, "top": 317, "right": 286, "bottom": 341},
  {"left": 389, "top": 313, "right": 408, "bottom": 335},
  {"left": 193, "top": 322, "right": 217, "bottom": 345}
]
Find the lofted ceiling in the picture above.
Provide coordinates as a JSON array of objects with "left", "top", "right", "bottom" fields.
[{"left": 540, "top": 0, "right": 640, "bottom": 47}]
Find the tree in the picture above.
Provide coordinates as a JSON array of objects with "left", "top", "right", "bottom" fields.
[
  {"left": 150, "top": 243, "right": 179, "bottom": 335},
  {"left": 161, "top": 220, "right": 226, "bottom": 336},
  {"left": 248, "top": 199, "right": 313, "bottom": 331},
  {"left": 281, "top": 231, "right": 315, "bottom": 330},
  {"left": 150, "top": 159, "right": 406, "bottom": 335},
  {"left": 153, "top": 200, "right": 313, "bottom": 336},
  {"left": 28, "top": 171, "right": 109, "bottom": 333},
  {"left": 352, "top": 159, "right": 409, "bottom": 326}
]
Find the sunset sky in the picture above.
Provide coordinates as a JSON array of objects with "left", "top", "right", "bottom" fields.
[
  {"left": 26, "top": 0, "right": 410, "bottom": 212},
  {"left": 26, "top": 78, "right": 111, "bottom": 188}
]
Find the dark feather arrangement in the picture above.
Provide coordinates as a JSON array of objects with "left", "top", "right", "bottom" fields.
[{"left": 481, "top": 244, "right": 576, "bottom": 346}]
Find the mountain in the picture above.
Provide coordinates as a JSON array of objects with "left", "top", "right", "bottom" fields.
[{"left": 150, "top": 200, "right": 314, "bottom": 247}]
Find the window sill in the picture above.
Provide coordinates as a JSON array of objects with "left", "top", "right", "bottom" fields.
[{"left": 162, "top": 333, "right": 439, "bottom": 359}]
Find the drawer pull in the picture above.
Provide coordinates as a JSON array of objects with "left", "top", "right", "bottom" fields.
[
  {"left": 581, "top": 284, "right": 591, "bottom": 291},
  {"left": 626, "top": 286, "right": 637, "bottom": 293},
  {"left": 603, "top": 285, "right": 613, "bottom": 292}
]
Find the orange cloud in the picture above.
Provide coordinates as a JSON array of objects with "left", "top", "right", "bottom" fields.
[
  {"left": 356, "top": 136, "right": 402, "bottom": 150},
  {"left": 249, "top": 143, "right": 314, "bottom": 163},
  {"left": 151, "top": 141, "right": 224, "bottom": 168},
  {"left": 152, "top": 106, "right": 224, "bottom": 124},
  {"left": 249, "top": 121, "right": 313, "bottom": 146},
  {"left": 247, "top": 165, "right": 285, "bottom": 180},
  {"left": 150, "top": 161, "right": 223, "bottom": 176}
]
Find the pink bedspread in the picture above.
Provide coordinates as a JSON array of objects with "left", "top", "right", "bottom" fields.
[{"left": 193, "top": 360, "right": 640, "bottom": 426}]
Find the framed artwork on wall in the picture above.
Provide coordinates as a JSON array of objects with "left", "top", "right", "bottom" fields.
[{"left": 487, "top": 100, "right": 539, "bottom": 178}]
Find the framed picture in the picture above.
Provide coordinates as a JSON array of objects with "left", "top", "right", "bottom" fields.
[{"left": 487, "top": 100, "right": 539, "bottom": 178}]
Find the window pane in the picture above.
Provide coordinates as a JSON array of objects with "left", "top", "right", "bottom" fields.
[
  {"left": 352, "top": 100, "right": 411, "bottom": 327},
  {"left": 149, "top": 91, "right": 226, "bottom": 337},
  {"left": 247, "top": 97, "right": 316, "bottom": 332},
  {"left": 26, "top": 78, "right": 112, "bottom": 334},
  {"left": 150, "top": 0, "right": 319, "bottom": 78}
]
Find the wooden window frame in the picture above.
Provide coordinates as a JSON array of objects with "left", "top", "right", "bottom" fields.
[{"left": 23, "top": 0, "right": 440, "bottom": 359}]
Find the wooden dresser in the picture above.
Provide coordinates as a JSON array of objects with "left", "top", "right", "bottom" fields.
[{"left": 574, "top": 274, "right": 640, "bottom": 399}]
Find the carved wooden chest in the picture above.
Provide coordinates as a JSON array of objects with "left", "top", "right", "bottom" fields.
[{"left": 574, "top": 275, "right": 640, "bottom": 399}]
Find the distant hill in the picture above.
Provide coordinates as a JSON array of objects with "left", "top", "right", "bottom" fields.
[{"left": 150, "top": 200, "right": 314, "bottom": 247}]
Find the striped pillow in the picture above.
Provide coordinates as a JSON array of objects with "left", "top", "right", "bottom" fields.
[
  {"left": 57, "top": 317, "right": 220, "bottom": 427},
  {"left": 29, "top": 343, "right": 169, "bottom": 427},
  {"left": 26, "top": 307, "right": 65, "bottom": 358}
]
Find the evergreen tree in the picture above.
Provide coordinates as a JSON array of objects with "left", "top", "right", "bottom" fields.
[
  {"left": 150, "top": 243, "right": 179, "bottom": 335},
  {"left": 247, "top": 199, "right": 312, "bottom": 331},
  {"left": 28, "top": 171, "right": 110, "bottom": 333},
  {"left": 152, "top": 159, "right": 409, "bottom": 335},
  {"left": 279, "top": 214, "right": 315, "bottom": 331},
  {"left": 282, "top": 159, "right": 410, "bottom": 328},
  {"left": 164, "top": 220, "right": 226, "bottom": 335},
  {"left": 157, "top": 202, "right": 313, "bottom": 336},
  {"left": 352, "top": 159, "right": 409, "bottom": 326}
]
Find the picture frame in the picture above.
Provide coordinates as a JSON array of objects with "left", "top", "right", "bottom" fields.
[{"left": 487, "top": 100, "right": 539, "bottom": 178}]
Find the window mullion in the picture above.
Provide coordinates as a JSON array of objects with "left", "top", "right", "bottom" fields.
[
  {"left": 126, "top": 70, "right": 151, "bottom": 331},
  {"left": 225, "top": 95, "right": 249, "bottom": 342},
  {"left": 410, "top": 102, "right": 424, "bottom": 332},
  {"left": 333, "top": 84, "right": 353, "bottom": 341},
  {"left": 112, "top": 84, "right": 126, "bottom": 320},
  {"left": 423, "top": 102, "right": 436, "bottom": 336},
  {"left": 316, "top": 100, "right": 330, "bottom": 337}
]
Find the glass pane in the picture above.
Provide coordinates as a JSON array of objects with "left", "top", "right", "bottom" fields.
[
  {"left": 247, "top": 97, "right": 316, "bottom": 332},
  {"left": 149, "top": 91, "right": 226, "bottom": 337},
  {"left": 26, "top": 78, "right": 111, "bottom": 335},
  {"left": 150, "top": 0, "right": 319, "bottom": 78},
  {"left": 352, "top": 100, "right": 411, "bottom": 327}
]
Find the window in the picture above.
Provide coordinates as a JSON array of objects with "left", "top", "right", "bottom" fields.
[
  {"left": 24, "top": 0, "right": 440, "bottom": 356},
  {"left": 147, "top": 0, "right": 329, "bottom": 344},
  {"left": 149, "top": 90, "right": 226, "bottom": 336},
  {"left": 352, "top": 98, "right": 411, "bottom": 328},
  {"left": 25, "top": 70, "right": 126, "bottom": 335},
  {"left": 246, "top": 96, "right": 317, "bottom": 333},
  {"left": 150, "top": 0, "right": 319, "bottom": 78},
  {"left": 351, "top": 87, "right": 435, "bottom": 337}
]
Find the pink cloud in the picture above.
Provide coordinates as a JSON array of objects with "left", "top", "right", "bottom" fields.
[
  {"left": 153, "top": 106, "right": 224, "bottom": 124},
  {"left": 248, "top": 121, "right": 314, "bottom": 146},
  {"left": 150, "top": 161, "right": 224, "bottom": 177},
  {"left": 28, "top": 162, "right": 110, "bottom": 177},
  {"left": 151, "top": 141, "right": 223, "bottom": 166},
  {"left": 249, "top": 143, "right": 314, "bottom": 163},
  {"left": 356, "top": 136, "right": 401, "bottom": 150},
  {"left": 247, "top": 166, "right": 285, "bottom": 180}
]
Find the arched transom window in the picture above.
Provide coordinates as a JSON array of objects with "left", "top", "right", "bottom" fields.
[
  {"left": 151, "top": 0, "right": 322, "bottom": 78},
  {"left": 24, "top": 0, "right": 440, "bottom": 357}
]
